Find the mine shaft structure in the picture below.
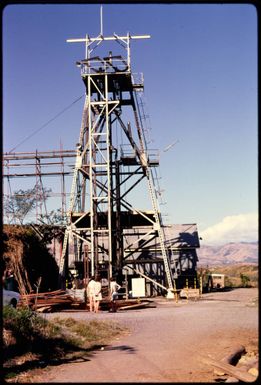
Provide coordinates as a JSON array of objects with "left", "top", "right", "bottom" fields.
[{"left": 59, "top": 28, "right": 176, "bottom": 296}]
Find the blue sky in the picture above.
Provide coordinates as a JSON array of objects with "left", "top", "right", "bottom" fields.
[{"left": 2, "top": 3, "right": 258, "bottom": 245}]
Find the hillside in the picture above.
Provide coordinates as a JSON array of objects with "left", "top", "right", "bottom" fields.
[{"left": 197, "top": 241, "right": 258, "bottom": 266}]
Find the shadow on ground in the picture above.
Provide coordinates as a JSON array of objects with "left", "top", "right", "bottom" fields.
[
  {"left": 4, "top": 335, "right": 137, "bottom": 381},
  {"left": 104, "top": 344, "right": 136, "bottom": 353}
]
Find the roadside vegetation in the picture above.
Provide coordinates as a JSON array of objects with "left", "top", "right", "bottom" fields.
[
  {"left": 3, "top": 306, "right": 127, "bottom": 383},
  {"left": 3, "top": 186, "right": 65, "bottom": 295},
  {"left": 210, "top": 264, "right": 258, "bottom": 288},
  {"left": 3, "top": 225, "right": 60, "bottom": 294},
  {"left": 197, "top": 263, "right": 258, "bottom": 293}
]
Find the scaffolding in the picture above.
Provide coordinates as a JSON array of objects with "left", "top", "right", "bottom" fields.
[{"left": 3, "top": 149, "right": 76, "bottom": 224}]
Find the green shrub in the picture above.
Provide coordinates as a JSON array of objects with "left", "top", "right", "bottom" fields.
[
  {"left": 3, "top": 306, "right": 47, "bottom": 338},
  {"left": 240, "top": 273, "right": 251, "bottom": 288},
  {"left": 3, "top": 306, "right": 62, "bottom": 354}
]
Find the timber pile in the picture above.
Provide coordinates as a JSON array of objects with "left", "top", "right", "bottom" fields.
[
  {"left": 19, "top": 292, "right": 156, "bottom": 313},
  {"left": 19, "top": 289, "right": 86, "bottom": 312},
  {"left": 100, "top": 298, "right": 156, "bottom": 311},
  {"left": 117, "top": 300, "right": 156, "bottom": 310}
]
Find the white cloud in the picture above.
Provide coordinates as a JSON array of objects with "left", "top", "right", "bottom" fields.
[{"left": 200, "top": 212, "right": 258, "bottom": 246}]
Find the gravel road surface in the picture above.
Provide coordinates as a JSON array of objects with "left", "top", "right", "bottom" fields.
[{"left": 33, "top": 288, "right": 258, "bottom": 383}]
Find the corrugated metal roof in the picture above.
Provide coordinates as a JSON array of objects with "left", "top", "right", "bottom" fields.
[
  {"left": 164, "top": 224, "right": 200, "bottom": 248},
  {"left": 122, "top": 223, "right": 200, "bottom": 252}
]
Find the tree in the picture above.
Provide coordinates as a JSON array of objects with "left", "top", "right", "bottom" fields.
[
  {"left": 3, "top": 225, "right": 59, "bottom": 294},
  {"left": 240, "top": 273, "right": 250, "bottom": 288},
  {"left": 37, "top": 208, "right": 66, "bottom": 245},
  {"left": 4, "top": 186, "right": 52, "bottom": 225},
  {"left": 3, "top": 188, "right": 64, "bottom": 293}
]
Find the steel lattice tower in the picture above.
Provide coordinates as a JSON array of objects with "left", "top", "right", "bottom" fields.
[{"left": 59, "top": 24, "right": 175, "bottom": 296}]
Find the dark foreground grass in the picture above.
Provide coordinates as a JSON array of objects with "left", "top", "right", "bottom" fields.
[{"left": 3, "top": 306, "right": 127, "bottom": 382}]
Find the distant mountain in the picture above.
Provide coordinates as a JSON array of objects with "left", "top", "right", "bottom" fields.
[{"left": 197, "top": 241, "right": 258, "bottom": 266}]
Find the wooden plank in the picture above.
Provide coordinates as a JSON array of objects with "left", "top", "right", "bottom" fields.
[
  {"left": 221, "top": 345, "right": 246, "bottom": 365},
  {"left": 36, "top": 306, "right": 52, "bottom": 313},
  {"left": 118, "top": 302, "right": 152, "bottom": 310},
  {"left": 201, "top": 355, "right": 256, "bottom": 382},
  {"left": 20, "top": 289, "right": 66, "bottom": 298}
]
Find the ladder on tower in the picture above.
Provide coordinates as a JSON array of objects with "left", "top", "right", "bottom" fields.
[
  {"left": 145, "top": 165, "right": 174, "bottom": 290},
  {"left": 133, "top": 92, "right": 174, "bottom": 292},
  {"left": 169, "top": 243, "right": 180, "bottom": 280},
  {"left": 59, "top": 96, "right": 89, "bottom": 275}
]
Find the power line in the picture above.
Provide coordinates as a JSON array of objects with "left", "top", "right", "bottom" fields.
[
  {"left": 9, "top": 94, "right": 85, "bottom": 153},
  {"left": 163, "top": 139, "right": 179, "bottom": 153}
]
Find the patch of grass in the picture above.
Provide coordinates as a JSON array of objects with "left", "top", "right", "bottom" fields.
[
  {"left": 52, "top": 317, "right": 127, "bottom": 348},
  {"left": 4, "top": 307, "right": 127, "bottom": 382},
  {"left": 54, "top": 316, "right": 76, "bottom": 328},
  {"left": 4, "top": 371, "right": 17, "bottom": 380}
]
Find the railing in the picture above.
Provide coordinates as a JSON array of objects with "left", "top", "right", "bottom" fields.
[
  {"left": 120, "top": 145, "right": 159, "bottom": 165},
  {"left": 79, "top": 56, "right": 130, "bottom": 76},
  {"left": 131, "top": 72, "right": 144, "bottom": 88}
]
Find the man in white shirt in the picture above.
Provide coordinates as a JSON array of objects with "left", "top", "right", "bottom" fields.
[
  {"left": 110, "top": 278, "right": 121, "bottom": 301},
  {"left": 87, "top": 275, "right": 102, "bottom": 313},
  {"left": 87, "top": 276, "right": 96, "bottom": 312},
  {"left": 109, "top": 277, "right": 121, "bottom": 312}
]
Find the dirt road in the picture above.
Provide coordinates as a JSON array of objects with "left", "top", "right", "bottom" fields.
[{"left": 33, "top": 288, "right": 258, "bottom": 383}]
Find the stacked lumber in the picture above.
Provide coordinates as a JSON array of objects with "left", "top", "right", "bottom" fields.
[
  {"left": 66, "top": 288, "right": 86, "bottom": 302},
  {"left": 118, "top": 300, "right": 155, "bottom": 310},
  {"left": 19, "top": 289, "right": 84, "bottom": 312},
  {"left": 19, "top": 292, "right": 155, "bottom": 313},
  {"left": 100, "top": 298, "right": 156, "bottom": 311}
]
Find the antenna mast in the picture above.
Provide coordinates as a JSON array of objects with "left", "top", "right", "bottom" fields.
[{"left": 100, "top": 5, "right": 103, "bottom": 36}]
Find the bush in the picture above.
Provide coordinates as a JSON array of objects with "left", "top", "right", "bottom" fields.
[
  {"left": 3, "top": 306, "right": 49, "bottom": 350},
  {"left": 3, "top": 306, "right": 64, "bottom": 356},
  {"left": 240, "top": 273, "right": 251, "bottom": 288}
]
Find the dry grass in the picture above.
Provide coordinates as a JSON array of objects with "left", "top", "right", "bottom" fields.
[{"left": 4, "top": 308, "right": 127, "bottom": 382}]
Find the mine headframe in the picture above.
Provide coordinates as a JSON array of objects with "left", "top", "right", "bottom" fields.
[{"left": 59, "top": 29, "right": 175, "bottom": 296}]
